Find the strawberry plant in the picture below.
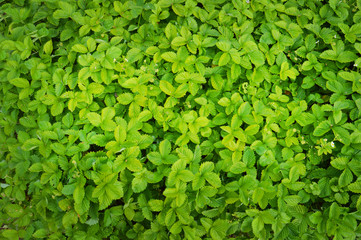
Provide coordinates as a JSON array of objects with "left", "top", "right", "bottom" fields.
[{"left": 1, "top": 0, "right": 361, "bottom": 239}]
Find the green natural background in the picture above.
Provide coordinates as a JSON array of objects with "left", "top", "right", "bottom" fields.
[{"left": 1, "top": 0, "right": 361, "bottom": 239}]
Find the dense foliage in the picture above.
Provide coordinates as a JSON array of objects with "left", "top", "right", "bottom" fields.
[{"left": 1, "top": 0, "right": 361, "bottom": 239}]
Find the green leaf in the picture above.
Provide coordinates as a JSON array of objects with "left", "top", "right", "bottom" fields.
[
  {"left": 159, "top": 139, "right": 171, "bottom": 156},
  {"left": 218, "top": 52, "right": 230, "bottom": 66},
  {"left": 349, "top": 160, "right": 361, "bottom": 176},
  {"left": 195, "top": 117, "right": 209, "bottom": 127},
  {"left": 192, "top": 174, "right": 206, "bottom": 190},
  {"left": 178, "top": 170, "right": 194, "bottom": 182},
  {"left": 204, "top": 172, "right": 221, "bottom": 188},
  {"left": 90, "top": 134, "right": 107, "bottom": 146},
  {"left": 301, "top": 61, "right": 312, "bottom": 71},
  {"left": 148, "top": 200, "right": 164, "bottom": 211},
  {"left": 218, "top": 97, "right": 230, "bottom": 107},
  {"left": 106, "top": 46, "right": 122, "bottom": 59},
  {"left": 248, "top": 50, "right": 265, "bottom": 67},
  {"left": 230, "top": 162, "right": 247, "bottom": 174},
  {"left": 170, "top": 221, "right": 182, "bottom": 234},
  {"left": 245, "top": 124, "right": 260, "bottom": 135},
  {"left": 73, "top": 177, "right": 86, "bottom": 204},
  {"left": 22, "top": 138, "right": 42, "bottom": 151},
  {"left": 51, "top": 143, "right": 66, "bottom": 155},
  {"left": 87, "top": 38, "right": 96, "bottom": 52},
  {"left": 2, "top": 229, "right": 18, "bottom": 239},
  {"left": 51, "top": 102, "right": 64, "bottom": 116},
  {"left": 210, "top": 219, "right": 229, "bottom": 240},
  {"left": 117, "top": 93, "right": 133, "bottom": 105},
  {"left": 320, "top": 50, "right": 337, "bottom": 60},
  {"left": 259, "top": 150, "right": 275, "bottom": 166},
  {"left": 127, "top": 158, "right": 143, "bottom": 172},
  {"left": 243, "top": 147, "right": 256, "bottom": 167},
  {"left": 62, "top": 112, "right": 74, "bottom": 128},
  {"left": 146, "top": 46, "right": 159, "bottom": 55},
  {"left": 72, "top": 44, "right": 88, "bottom": 53},
  {"left": 313, "top": 120, "right": 331, "bottom": 136},
  {"left": 60, "top": 28, "right": 73, "bottom": 40},
  {"left": 102, "top": 107, "right": 115, "bottom": 120},
  {"left": 132, "top": 177, "right": 147, "bottom": 193},
  {"left": 351, "top": 131, "right": 361, "bottom": 143},
  {"left": 172, "top": 36, "right": 187, "bottom": 46},
  {"left": 194, "top": 97, "right": 207, "bottom": 105},
  {"left": 216, "top": 41, "right": 231, "bottom": 52},
  {"left": 331, "top": 157, "right": 348, "bottom": 170},
  {"left": 33, "top": 229, "right": 48, "bottom": 238},
  {"left": 339, "top": 168, "right": 353, "bottom": 187},
  {"left": 138, "top": 110, "right": 152, "bottom": 122},
  {"left": 88, "top": 82, "right": 104, "bottom": 94},
  {"left": 348, "top": 182, "right": 361, "bottom": 193},
  {"left": 199, "top": 162, "right": 214, "bottom": 174},
  {"left": 5, "top": 204, "right": 24, "bottom": 218},
  {"left": 296, "top": 113, "right": 316, "bottom": 126},
  {"left": 29, "top": 163, "right": 43, "bottom": 172},
  {"left": 87, "top": 112, "right": 101, "bottom": 126},
  {"left": 173, "top": 83, "right": 188, "bottom": 98},
  {"left": 44, "top": 40, "right": 53, "bottom": 55},
  {"left": 252, "top": 216, "right": 264, "bottom": 233},
  {"left": 147, "top": 152, "right": 162, "bottom": 165},
  {"left": 19, "top": 116, "right": 37, "bottom": 128},
  {"left": 229, "top": 49, "right": 241, "bottom": 64},
  {"left": 92, "top": 180, "right": 124, "bottom": 210},
  {"left": 284, "top": 195, "right": 302, "bottom": 206},
  {"left": 161, "top": 52, "right": 177, "bottom": 62},
  {"left": 165, "top": 208, "right": 176, "bottom": 226},
  {"left": 62, "top": 210, "right": 78, "bottom": 228},
  {"left": 102, "top": 119, "right": 116, "bottom": 131},
  {"left": 9, "top": 78, "right": 29, "bottom": 88},
  {"left": 126, "top": 48, "right": 142, "bottom": 63},
  {"left": 159, "top": 80, "right": 175, "bottom": 95},
  {"left": 329, "top": 202, "right": 340, "bottom": 219},
  {"left": 337, "top": 51, "right": 358, "bottom": 63}
]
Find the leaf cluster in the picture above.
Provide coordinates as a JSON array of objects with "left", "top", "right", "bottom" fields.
[{"left": 1, "top": 0, "right": 361, "bottom": 240}]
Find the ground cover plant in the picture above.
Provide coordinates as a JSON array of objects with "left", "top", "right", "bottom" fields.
[{"left": 1, "top": 0, "right": 361, "bottom": 239}]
